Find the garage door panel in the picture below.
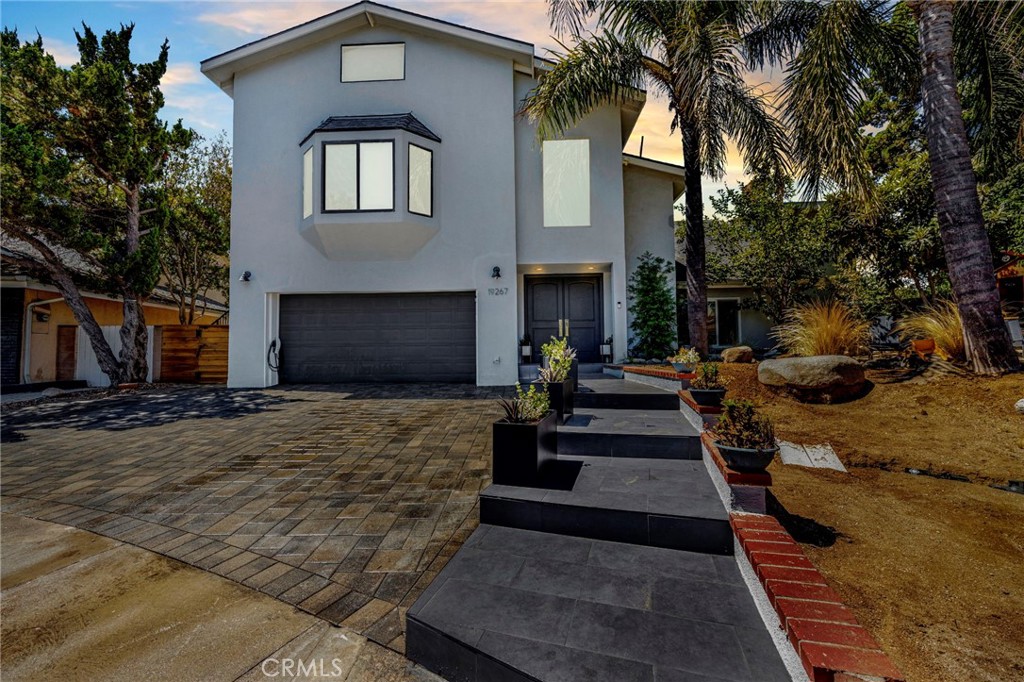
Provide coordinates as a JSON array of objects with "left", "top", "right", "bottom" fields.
[{"left": 279, "top": 293, "right": 476, "bottom": 383}]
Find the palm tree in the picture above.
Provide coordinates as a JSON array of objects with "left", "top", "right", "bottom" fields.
[
  {"left": 520, "top": 0, "right": 788, "bottom": 357},
  {"left": 782, "top": 0, "right": 1022, "bottom": 374}
]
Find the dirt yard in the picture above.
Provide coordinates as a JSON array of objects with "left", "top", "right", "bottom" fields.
[{"left": 718, "top": 363, "right": 1024, "bottom": 682}]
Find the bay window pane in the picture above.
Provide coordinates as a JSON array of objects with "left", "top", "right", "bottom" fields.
[
  {"left": 324, "top": 144, "right": 357, "bottom": 211},
  {"left": 302, "top": 147, "right": 313, "bottom": 218},
  {"left": 543, "top": 139, "right": 590, "bottom": 227},
  {"left": 408, "top": 144, "right": 432, "bottom": 216},
  {"left": 359, "top": 142, "right": 393, "bottom": 210}
]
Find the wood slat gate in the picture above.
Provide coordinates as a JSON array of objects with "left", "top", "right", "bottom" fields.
[{"left": 159, "top": 326, "right": 228, "bottom": 384}]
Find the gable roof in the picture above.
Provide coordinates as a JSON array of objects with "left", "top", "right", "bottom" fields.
[
  {"left": 201, "top": 0, "right": 535, "bottom": 96},
  {"left": 300, "top": 112, "right": 441, "bottom": 145}
]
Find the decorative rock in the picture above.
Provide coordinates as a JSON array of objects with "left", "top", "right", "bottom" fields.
[
  {"left": 1016, "top": 398, "right": 1024, "bottom": 414},
  {"left": 758, "top": 355, "right": 867, "bottom": 403},
  {"left": 721, "top": 346, "right": 754, "bottom": 363},
  {"left": 40, "top": 387, "right": 63, "bottom": 397}
]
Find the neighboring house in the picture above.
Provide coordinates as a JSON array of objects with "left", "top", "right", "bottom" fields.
[
  {"left": 1, "top": 246, "right": 227, "bottom": 387},
  {"left": 996, "top": 251, "right": 1023, "bottom": 318},
  {"left": 201, "top": 0, "right": 684, "bottom": 387}
]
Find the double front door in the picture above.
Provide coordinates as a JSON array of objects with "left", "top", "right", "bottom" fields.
[{"left": 525, "top": 275, "right": 603, "bottom": 362}]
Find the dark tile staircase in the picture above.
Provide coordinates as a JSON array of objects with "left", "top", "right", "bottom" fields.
[{"left": 407, "top": 375, "right": 794, "bottom": 682}]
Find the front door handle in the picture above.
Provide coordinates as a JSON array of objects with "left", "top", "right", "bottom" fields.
[
  {"left": 558, "top": 319, "right": 564, "bottom": 336},
  {"left": 565, "top": 319, "right": 570, "bottom": 337}
]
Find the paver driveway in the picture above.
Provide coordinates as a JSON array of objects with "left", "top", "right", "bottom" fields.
[{"left": 1, "top": 384, "right": 504, "bottom": 653}]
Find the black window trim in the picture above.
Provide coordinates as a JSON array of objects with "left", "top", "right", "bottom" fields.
[
  {"left": 321, "top": 139, "right": 396, "bottom": 214},
  {"left": 340, "top": 42, "right": 406, "bottom": 83},
  {"left": 407, "top": 142, "right": 434, "bottom": 218}
]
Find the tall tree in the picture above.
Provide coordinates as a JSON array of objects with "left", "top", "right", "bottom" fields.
[
  {"left": 158, "top": 132, "right": 231, "bottom": 324},
  {"left": 782, "top": 1, "right": 1021, "bottom": 374},
  {"left": 521, "top": 0, "right": 788, "bottom": 356},
  {"left": 1, "top": 25, "right": 190, "bottom": 385}
]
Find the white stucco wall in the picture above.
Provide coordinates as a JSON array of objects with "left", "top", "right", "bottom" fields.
[
  {"left": 228, "top": 25, "right": 519, "bottom": 386},
  {"left": 623, "top": 165, "right": 679, "bottom": 354}
]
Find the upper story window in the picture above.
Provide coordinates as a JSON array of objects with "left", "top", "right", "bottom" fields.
[
  {"left": 543, "top": 139, "right": 591, "bottom": 227},
  {"left": 341, "top": 43, "right": 405, "bottom": 82},
  {"left": 323, "top": 141, "right": 394, "bottom": 212}
]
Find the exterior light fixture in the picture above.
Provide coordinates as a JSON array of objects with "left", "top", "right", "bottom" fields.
[
  {"left": 240, "top": 271, "right": 252, "bottom": 282},
  {"left": 491, "top": 266, "right": 501, "bottom": 279}
]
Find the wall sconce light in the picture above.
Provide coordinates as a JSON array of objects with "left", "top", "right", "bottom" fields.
[
  {"left": 491, "top": 266, "right": 501, "bottom": 279},
  {"left": 617, "top": 301, "right": 622, "bottom": 309},
  {"left": 240, "top": 271, "right": 252, "bottom": 282}
]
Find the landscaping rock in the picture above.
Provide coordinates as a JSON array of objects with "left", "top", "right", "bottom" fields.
[
  {"left": 1016, "top": 398, "right": 1024, "bottom": 414},
  {"left": 721, "top": 346, "right": 754, "bottom": 363},
  {"left": 758, "top": 355, "right": 867, "bottom": 403},
  {"left": 40, "top": 387, "right": 64, "bottom": 398}
]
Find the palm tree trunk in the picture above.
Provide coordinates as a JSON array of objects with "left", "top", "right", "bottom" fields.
[
  {"left": 911, "top": 0, "right": 1019, "bottom": 374},
  {"left": 681, "top": 124, "right": 709, "bottom": 357}
]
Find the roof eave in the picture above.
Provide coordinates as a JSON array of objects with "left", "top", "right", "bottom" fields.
[{"left": 622, "top": 153, "right": 686, "bottom": 199}]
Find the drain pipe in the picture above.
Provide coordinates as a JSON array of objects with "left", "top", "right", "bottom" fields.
[{"left": 23, "top": 296, "right": 64, "bottom": 384}]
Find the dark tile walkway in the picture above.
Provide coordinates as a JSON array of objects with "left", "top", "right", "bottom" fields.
[{"left": 0, "top": 384, "right": 506, "bottom": 653}]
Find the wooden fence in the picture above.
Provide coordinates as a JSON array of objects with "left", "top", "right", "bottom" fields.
[{"left": 159, "top": 326, "right": 228, "bottom": 384}]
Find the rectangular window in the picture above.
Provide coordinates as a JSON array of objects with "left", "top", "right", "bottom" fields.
[
  {"left": 543, "top": 139, "right": 590, "bottom": 227},
  {"left": 323, "top": 141, "right": 394, "bottom": 212},
  {"left": 302, "top": 148, "right": 313, "bottom": 218},
  {"left": 408, "top": 143, "right": 432, "bottom": 217},
  {"left": 341, "top": 43, "right": 405, "bottom": 82}
]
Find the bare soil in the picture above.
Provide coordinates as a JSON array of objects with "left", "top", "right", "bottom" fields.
[{"left": 718, "top": 363, "right": 1024, "bottom": 682}]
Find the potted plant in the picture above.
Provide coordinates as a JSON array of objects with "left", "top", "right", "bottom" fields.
[
  {"left": 689, "top": 362, "right": 728, "bottom": 407},
  {"left": 712, "top": 399, "right": 778, "bottom": 472},
  {"left": 519, "top": 333, "right": 533, "bottom": 362},
  {"left": 493, "top": 383, "right": 556, "bottom": 487},
  {"left": 535, "top": 336, "right": 577, "bottom": 424},
  {"left": 667, "top": 346, "right": 700, "bottom": 374}
]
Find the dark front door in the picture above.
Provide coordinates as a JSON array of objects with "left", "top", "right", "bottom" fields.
[
  {"left": 525, "top": 275, "right": 603, "bottom": 362},
  {"left": 56, "top": 326, "right": 77, "bottom": 381}
]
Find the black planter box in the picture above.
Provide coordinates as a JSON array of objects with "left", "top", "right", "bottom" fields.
[
  {"left": 689, "top": 388, "right": 726, "bottom": 407},
  {"left": 714, "top": 442, "right": 778, "bottom": 472},
  {"left": 492, "top": 410, "right": 558, "bottom": 487},
  {"left": 534, "top": 378, "right": 574, "bottom": 424}
]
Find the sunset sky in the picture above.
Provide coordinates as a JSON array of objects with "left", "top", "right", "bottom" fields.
[{"left": 2, "top": 0, "right": 778, "bottom": 209}]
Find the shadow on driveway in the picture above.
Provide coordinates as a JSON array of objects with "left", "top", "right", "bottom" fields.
[{"left": 0, "top": 387, "right": 302, "bottom": 442}]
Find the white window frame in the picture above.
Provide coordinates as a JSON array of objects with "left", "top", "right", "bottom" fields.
[{"left": 340, "top": 43, "right": 406, "bottom": 83}]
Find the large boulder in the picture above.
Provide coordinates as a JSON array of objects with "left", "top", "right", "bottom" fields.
[
  {"left": 758, "top": 355, "right": 867, "bottom": 403},
  {"left": 722, "top": 346, "right": 754, "bottom": 363}
]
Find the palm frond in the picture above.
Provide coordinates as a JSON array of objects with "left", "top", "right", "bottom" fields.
[{"left": 548, "top": 0, "right": 597, "bottom": 39}]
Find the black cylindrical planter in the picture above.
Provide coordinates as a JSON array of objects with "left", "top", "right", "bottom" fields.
[
  {"left": 492, "top": 410, "right": 558, "bottom": 487},
  {"left": 714, "top": 442, "right": 778, "bottom": 472},
  {"left": 535, "top": 378, "right": 574, "bottom": 424},
  {"left": 689, "top": 388, "right": 726, "bottom": 407}
]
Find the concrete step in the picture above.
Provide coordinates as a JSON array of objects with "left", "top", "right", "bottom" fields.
[
  {"left": 406, "top": 525, "right": 791, "bottom": 682},
  {"left": 575, "top": 377, "right": 680, "bottom": 411},
  {"left": 557, "top": 408, "right": 702, "bottom": 460},
  {"left": 480, "top": 455, "right": 732, "bottom": 554}
]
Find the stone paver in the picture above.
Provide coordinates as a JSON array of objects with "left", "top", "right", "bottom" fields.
[{"left": 0, "top": 384, "right": 504, "bottom": 651}]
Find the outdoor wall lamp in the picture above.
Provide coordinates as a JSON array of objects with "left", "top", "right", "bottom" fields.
[
  {"left": 491, "top": 266, "right": 501, "bottom": 279},
  {"left": 240, "top": 271, "right": 252, "bottom": 282}
]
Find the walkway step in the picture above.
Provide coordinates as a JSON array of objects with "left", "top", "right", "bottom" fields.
[
  {"left": 406, "top": 525, "right": 791, "bottom": 682},
  {"left": 480, "top": 456, "right": 732, "bottom": 555},
  {"left": 557, "top": 408, "right": 702, "bottom": 459},
  {"left": 575, "top": 378, "right": 680, "bottom": 411}
]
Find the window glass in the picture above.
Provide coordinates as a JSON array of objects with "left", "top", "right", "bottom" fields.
[
  {"left": 408, "top": 144, "right": 432, "bottom": 216},
  {"left": 359, "top": 142, "right": 394, "bottom": 210},
  {"left": 543, "top": 139, "right": 590, "bottom": 227},
  {"left": 302, "top": 147, "right": 313, "bottom": 218},
  {"left": 324, "top": 144, "right": 357, "bottom": 211},
  {"left": 341, "top": 44, "right": 405, "bottom": 82}
]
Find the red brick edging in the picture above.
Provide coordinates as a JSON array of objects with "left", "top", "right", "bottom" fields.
[
  {"left": 680, "top": 390, "right": 723, "bottom": 415},
  {"left": 702, "top": 433, "right": 772, "bottom": 487},
  {"left": 731, "top": 514, "right": 904, "bottom": 682},
  {"left": 622, "top": 365, "right": 695, "bottom": 381}
]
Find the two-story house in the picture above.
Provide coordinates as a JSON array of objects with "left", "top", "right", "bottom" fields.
[{"left": 202, "top": 1, "right": 684, "bottom": 386}]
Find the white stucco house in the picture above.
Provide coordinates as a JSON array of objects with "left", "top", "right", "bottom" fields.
[{"left": 202, "top": 0, "right": 684, "bottom": 387}]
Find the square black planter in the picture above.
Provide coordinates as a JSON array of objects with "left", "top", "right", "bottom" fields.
[
  {"left": 492, "top": 410, "right": 558, "bottom": 487},
  {"left": 534, "top": 378, "right": 574, "bottom": 424}
]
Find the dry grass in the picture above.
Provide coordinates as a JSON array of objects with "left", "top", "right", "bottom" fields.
[
  {"left": 894, "top": 300, "right": 965, "bottom": 361},
  {"left": 771, "top": 300, "right": 870, "bottom": 356}
]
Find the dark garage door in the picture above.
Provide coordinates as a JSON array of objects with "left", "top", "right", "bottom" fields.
[{"left": 278, "top": 292, "right": 476, "bottom": 383}]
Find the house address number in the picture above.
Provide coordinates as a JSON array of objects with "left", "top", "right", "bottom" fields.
[{"left": 487, "top": 287, "right": 509, "bottom": 296}]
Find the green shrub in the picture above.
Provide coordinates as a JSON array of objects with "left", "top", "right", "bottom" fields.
[
  {"left": 690, "top": 362, "right": 727, "bottom": 390},
  {"left": 771, "top": 300, "right": 869, "bottom": 356},
  {"left": 539, "top": 336, "right": 577, "bottom": 383},
  {"left": 715, "top": 399, "right": 776, "bottom": 450},
  {"left": 497, "top": 383, "right": 550, "bottom": 423}
]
